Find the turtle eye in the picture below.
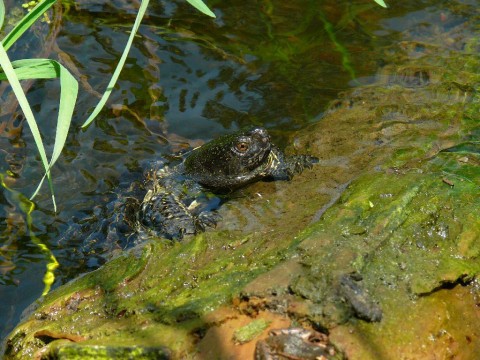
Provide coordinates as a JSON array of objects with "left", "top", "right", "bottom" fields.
[{"left": 235, "top": 141, "right": 249, "bottom": 153}]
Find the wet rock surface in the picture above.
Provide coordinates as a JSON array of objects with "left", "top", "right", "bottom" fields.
[
  {"left": 338, "top": 274, "right": 382, "bottom": 323},
  {"left": 3, "top": 2, "right": 480, "bottom": 359}
]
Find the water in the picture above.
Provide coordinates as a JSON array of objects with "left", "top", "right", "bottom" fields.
[{"left": 0, "top": 0, "right": 474, "bottom": 341}]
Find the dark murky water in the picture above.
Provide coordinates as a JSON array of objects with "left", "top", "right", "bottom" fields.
[{"left": 0, "top": 0, "right": 474, "bottom": 340}]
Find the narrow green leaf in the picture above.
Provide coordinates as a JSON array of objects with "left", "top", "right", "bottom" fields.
[
  {"left": 50, "top": 62, "right": 78, "bottom": 173},
  {"left": 15, "top": 59, "right": 79, "bottom": 199},
  {"left": 81, "top": 0, "right": 150, "bottom": 128},
  {"left": 2, "top": 0, "right": 56, "bottom": 51},
  {"left": 0, "top": 59, "right": 78, "bottom": 168},
  {"left": 0, "top": 45, "right": 56, "bottom": 210},
  {"left": 0, "top": 58, "right": 78, "bottom": 202},
  {"left": 82, "top": 0, "right": 215, "bottom": 129},
  {"left": 0, "top": 0, "right": 5, "bottom": 31},
  {"left": 185, "top": 0, "right": 216, "bottom": 18},
  {"left": 0, "top": 58, "right": 61, "bottom": 80},
  {"left": 373, "top": 0, "right": 388, "bottom": 8}
]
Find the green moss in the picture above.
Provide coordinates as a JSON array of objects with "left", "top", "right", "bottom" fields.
[
  {"left": 232, "top": 319, "right": 271, "bottom": 344},
  {"left": 47, "top": 345, "right": 171, "bottom": 360},
  {"left": 289, "top": 150, "right": 480, "bottom": 327}
]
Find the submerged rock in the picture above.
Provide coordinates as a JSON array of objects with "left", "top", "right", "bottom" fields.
[{"left": 338, "top": 273, "right": 382, "bottom": 323}]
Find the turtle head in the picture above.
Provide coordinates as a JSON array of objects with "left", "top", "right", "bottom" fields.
[{"left": 182, "top": 127, "right": 274, "bottom": 190}]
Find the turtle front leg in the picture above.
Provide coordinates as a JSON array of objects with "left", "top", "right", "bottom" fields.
[
  {"left": 138, "top": 189, "right": 198, "bottom": 240},
  {"left": 138, "top": 189, "right": 220, "bottom": 240},
  {"left": 268, "top": 148, "right": 319, "bottom": 180},
  {"left": 283, "top": 154, "right": 319, "bottom": 179}
]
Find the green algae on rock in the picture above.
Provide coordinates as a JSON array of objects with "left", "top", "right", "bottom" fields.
[
  {"left": 237, "top": 8, "right": 480, "bottom": 358},
  {"left": 232, "top": 319, "right": 271, "bottom": 344},
  {"left": 42, "top": 345, "right": 171, "bottom": 360},
  {"left": 288, "top": 149, "right": 480, "bottom": 327}
]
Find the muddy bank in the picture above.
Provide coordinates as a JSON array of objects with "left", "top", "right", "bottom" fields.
[{"left": 3, "top": 4, "right": 480, "bottom": 360}]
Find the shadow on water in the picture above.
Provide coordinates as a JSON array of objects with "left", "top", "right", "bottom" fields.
[{"left": 1, "top": 0, "right": 475, "bottom": 355}]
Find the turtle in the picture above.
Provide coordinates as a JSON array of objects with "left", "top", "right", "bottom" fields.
[{"left": 137, "top": 127, "right": 318, "bottom": 240}]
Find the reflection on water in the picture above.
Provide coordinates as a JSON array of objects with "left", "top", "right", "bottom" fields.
[{"left": 0, "top": 0, "right": 472, "bottom": 339}]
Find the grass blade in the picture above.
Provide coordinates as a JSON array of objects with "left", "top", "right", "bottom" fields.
[
  {"left": 373, "top": 0, "right": 388, "bottom": 8},
  {"left": 185, "top": 0, "right": 216, "bottom": 18},
  {"left": 2, "top": 0, "right": 56, "bottom": 51},
  {"left": 0, "top": 0, "right": 5, "bottom": 31},
  {"left": 10, "top": 59, "right": 79, "bottom": 199},
  {"left": 81, "top": 0, "right": 150, "bottom": 128},
  {"left": 0, "top": 58, "right": 64, "bottom": 80},
  {"left": 0, "top": 45, "right": 56, "bottom": 210},
  {"left": 0, "top": 59, "right": 78, "bottom": 200},
  {"left": 51, "top": 62, "right": 78, "bottom": 173}
]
